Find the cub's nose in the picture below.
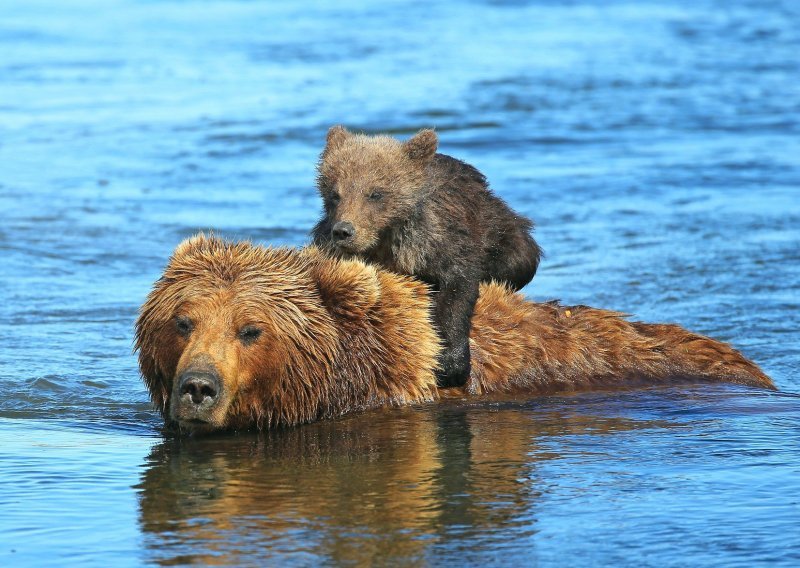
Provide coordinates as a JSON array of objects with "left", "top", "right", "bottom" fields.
[
  {"left": 331, "top": 221, "right": 355, "bottom": 242},
  {"left": 178, "top": 370, "right": 220, "bottom": 405}
]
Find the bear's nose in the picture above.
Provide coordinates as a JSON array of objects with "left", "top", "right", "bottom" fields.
[
  {"left": 332, "top": 221, "right": 355, "bottom": 242},
  {"left": 178, "top": 370, "right": 220, "bottom": 405}
]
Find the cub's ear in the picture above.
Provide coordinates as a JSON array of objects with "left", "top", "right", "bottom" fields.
[
  {"left": 403, "top": 129, "right": 438, "bottom": 162},
  {"left": 303, "top": 248, "right": 381, "bottom": 320},
  {"left": 324, "top": 125, "right": 351, "bottom": 154}
]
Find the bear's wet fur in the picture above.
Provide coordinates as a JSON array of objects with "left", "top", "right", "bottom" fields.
[
  {"left": 311, "top": 126, "right": 542, "bottom": 388},
  {"left": 135, "top": 235, "right": 775, "bottom": 434}
]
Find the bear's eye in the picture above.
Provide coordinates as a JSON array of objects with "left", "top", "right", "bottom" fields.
[
  {"left": 238, "top": 325, "right": 262, "bottom": 346},
  {"left": 368, "top": 190, "right": 383, "bottom": 202},
  {"left": 175, "top": 315, "right": 193, "bottom": 338},
  {"left": 328, "top": 192, "right": 341, "bottom": 206}
]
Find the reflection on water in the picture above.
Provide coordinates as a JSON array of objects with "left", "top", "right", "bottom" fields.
[
  {"left": 135, "top": 389, "right": 800, "bottom": 566},
  {"left": 137, "top": 402, "right": 675, "bottom": 566}
]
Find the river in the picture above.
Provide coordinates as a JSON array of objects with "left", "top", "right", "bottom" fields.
[{"left": 1, "top": 0, "right": 799, "bottom": 565}]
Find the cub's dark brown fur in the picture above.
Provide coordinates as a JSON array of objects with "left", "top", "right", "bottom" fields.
[{"left": 312, "top": 126, "right": 542, "bottom": 388}]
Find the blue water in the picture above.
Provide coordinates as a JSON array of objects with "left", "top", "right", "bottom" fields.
[{"left": 1, "top": 0, "right": 799, "bottom": 565}]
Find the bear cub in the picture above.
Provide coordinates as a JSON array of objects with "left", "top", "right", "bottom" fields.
[{"left": 312, "top": 126, "right": 542, "bottom": 388}]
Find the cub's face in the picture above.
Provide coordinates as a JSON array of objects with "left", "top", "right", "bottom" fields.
[{"left": 316, "top": 126, "right": 438, "bottom": 255}]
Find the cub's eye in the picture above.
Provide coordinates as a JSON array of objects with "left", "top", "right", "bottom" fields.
[
  {"left": 238, "top": 325, "right": 262, "bottom": 346},
  {"left": 175, "top": 315, "right": 193, "bottom": 338},
  {"left": 368, "top": 190, "right": 383, "bottom": 202},
  {"left": 329, "top": 192, "right": 341, "bottom": 206}
]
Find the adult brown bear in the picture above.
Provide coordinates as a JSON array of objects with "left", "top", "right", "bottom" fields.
[{"left": 135, "top": 234, "right": 774, "bottom": 434}]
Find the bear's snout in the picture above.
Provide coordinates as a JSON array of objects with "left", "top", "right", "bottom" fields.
[
  {"left": 171, "top": 367, "right": 225, "bottom": 427},
  {"left": 331, "top": 221, "right": 356, "bottom": 243},
  {"left": 178, "top": 369, "right": 220, "bottom": 406}
]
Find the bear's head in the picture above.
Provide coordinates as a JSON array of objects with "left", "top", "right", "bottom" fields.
[
  {"left": 134, "top": 234, "right": 400, "bottom": 433},
  {"left": 136, "top": 234, "right": 439, "bottom": 432},
  {"left": 316, "top": 126, "right": 438, "bottom": 255}
]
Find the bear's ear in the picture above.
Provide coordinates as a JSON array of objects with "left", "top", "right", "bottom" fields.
[
  {"left": 403, "top": 129, "right": 438, "bottom": 162},
  {"left": 304, "top": 249, "right": 381, "bottom": 320},
  {"left": 324, "top": 125, "right": 351, "bottom": 155}
]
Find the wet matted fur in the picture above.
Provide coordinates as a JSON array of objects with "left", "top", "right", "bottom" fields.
[{"left": 135, "top": 235, "right": 774, "bottom": 434}]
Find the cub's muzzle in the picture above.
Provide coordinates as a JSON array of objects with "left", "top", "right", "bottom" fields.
[{"left": 331, "top": 221, "right": 355, "bottom": 242}]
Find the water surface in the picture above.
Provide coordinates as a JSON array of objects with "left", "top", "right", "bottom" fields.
[{"left": 1, "top": 0, "right": 799, "bottom": 566}]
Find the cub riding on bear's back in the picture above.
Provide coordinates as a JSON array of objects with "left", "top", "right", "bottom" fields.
[
  {"left": 312, "top": 126, "right": 542, "bottom": 388},
  {"left": 135, "top": 235, "right": 774, "bottom": 435}
]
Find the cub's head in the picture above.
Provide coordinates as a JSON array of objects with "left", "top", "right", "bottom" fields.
[
  {"left": 316, "top": 126, "right": 438, "bottom": 254},
  {"left": 134, "top": 235, "right": 380, "bottom": 434}
]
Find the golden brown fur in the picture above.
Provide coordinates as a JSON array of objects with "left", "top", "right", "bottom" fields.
[
  {"left": 135, "top": 235, "right": 774, "bottom": 434},
  {"left": 465, "top": 286, "right": 774, "bottom": 395}
]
